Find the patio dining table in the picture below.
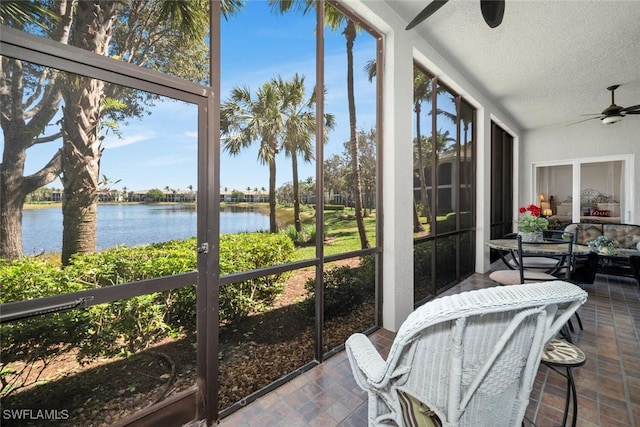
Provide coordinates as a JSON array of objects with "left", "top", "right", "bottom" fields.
[
  {"left": 486, "top": 239, "right": 592, "bottom": 273},
  {"left": 486, "top": 239, "right": 592, "bottom": 256}
]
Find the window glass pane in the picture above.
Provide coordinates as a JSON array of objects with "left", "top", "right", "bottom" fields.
[
  {"left": 220, "top": 1, "right": 317, "bottom": 264},
  {"left": 537, "top": 164, "right": 573, "bottom": 228},
  {"left": 3, "top": 2, "right": 210, "bottom": 84},
  {"left": 0, "top": 295, "right": 196, "bottom": 424},
  {"left": 580, "top": 161, "right": 624, "bottom": 223},
  {"left": 412, "top": 66, "right": 434, "bottom": 236},
  {"left": 435, "top": 235, "right": 457, "bottom": 292},
  {"left": 414, "top": 240, "right": 433, "bottom": 303},
  {"left": 412, "top": 68, "right": 476, "bottom": 299},
  {"left": 323, "top": 7, "right": 378, "bottom": 253},
  {"left": 460, "top": 101, "right": 474, "bottom": 230},
  {"left": 537, "top": 160, "right": 626, "bottom": 228},
  {"left": 435, "top": 85, "right": 458, "bottom": 234},
  {"left": 1, "top": 58, "right": 198, "bottom": 279},
  {"left": 460, "top": 231, "right": 474, "bottom": 278}
]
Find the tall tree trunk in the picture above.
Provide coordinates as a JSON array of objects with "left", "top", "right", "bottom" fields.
[
  {"left": 413, "top": 201, "right": 425, "bottom": 233},
  {"left": 292, "top": 153, "right": 301, "bottom": 233},
  {"left": 60, "top": 76, "right": 105, "bottom": 264},
  {"left": 415, "top": 103, "right": 432, "bottom": 226},
  {"left": 1, "top": 137, "right": 28, "bottom": 259},
  {"left": 268, "top": 158, "right": 278, "bottom": 233},
  {"left": 344, "top": 20, "right": 369, "bottom": 249},
  {"left": 59, "top": 1, "right": 118, "bottom": 264},
  {"left": 1, "top": 55, "right": 63, "bottom": 260}
]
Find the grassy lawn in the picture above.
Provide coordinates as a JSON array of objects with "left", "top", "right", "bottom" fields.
[{"left": 292, "top": 208, "right": 377, "bottom": 260}]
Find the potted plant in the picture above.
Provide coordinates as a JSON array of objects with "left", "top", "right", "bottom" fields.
[
  {"left": 517, "top": 204, "right": 549, "bottom": 242},
  {"left": 587, "top": 236, "right": 617, "bottom": 255}
]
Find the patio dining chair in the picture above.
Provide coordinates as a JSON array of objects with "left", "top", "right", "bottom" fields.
[
  {"left": 489, "top": 232, "right": 575, "bottom": 286},
  {"left": 345, "top": 281, "right": 587, "bottom": 427}
]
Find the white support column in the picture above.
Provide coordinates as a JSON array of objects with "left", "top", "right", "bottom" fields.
[
  {"left": 381, "top": 30, "right": 415, "bottom": 332},
  {"left": 475, "top": 108, "right": 492, "bottom": 273}
]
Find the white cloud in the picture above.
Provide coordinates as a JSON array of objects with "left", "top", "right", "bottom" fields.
[{"left": 103, "top": 132, "right": 156, "bottom": 149}]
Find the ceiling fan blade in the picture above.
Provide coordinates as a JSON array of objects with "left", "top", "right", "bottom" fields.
[
  {"left": 481, "top": 0, "right": 505, "bottom": 28},
  {"left": 406, "top": 0, "right": 449, "bottom": 30},
  {"left": 621, "top": 104, "right": 640, "bottom": 113},
  {"left": 566, "top": 116, "right": 603, "bottom": 126}
]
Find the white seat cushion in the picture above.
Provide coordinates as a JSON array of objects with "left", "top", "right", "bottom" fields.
[{"left": 489, "top": 269, "right": 557, "bottom": 286}]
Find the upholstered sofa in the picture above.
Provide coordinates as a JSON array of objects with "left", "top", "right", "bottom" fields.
[{"left": 564, "top": 222, "right": 640, "bottom": 284}]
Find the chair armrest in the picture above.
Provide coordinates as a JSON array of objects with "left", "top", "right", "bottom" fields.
[{"left": 345, "top": 333, "right": 387, "bottom": 388}]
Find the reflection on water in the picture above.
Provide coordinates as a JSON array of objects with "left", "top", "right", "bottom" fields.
[{"left": 22, "top": 204, "right": 269, "bottom": 255}]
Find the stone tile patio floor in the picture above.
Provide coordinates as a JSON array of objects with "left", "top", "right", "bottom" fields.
[{"left": 219, "top": 271, "right": 640, "bottom": 426}]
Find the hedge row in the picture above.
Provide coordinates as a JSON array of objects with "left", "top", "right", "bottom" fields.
[{"left": 0, "top": 233, "right": 294, "bottom": 395}]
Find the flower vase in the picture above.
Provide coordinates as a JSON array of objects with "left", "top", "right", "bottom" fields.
[{"left": 518, "top": 231, "right": 543, "bottom": 243}]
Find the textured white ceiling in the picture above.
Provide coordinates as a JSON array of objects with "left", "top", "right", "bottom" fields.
[{"left": 384, "top": 0, "right": 640, "bottom": 130}]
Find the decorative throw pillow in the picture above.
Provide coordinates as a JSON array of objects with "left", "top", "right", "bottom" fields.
[
  {"left": 597, "top": 202, "right": 620, "bottom": 217},
  {"left": 590, "top": 208, "right": 611, "bottom": 217},
  {"left": 397, "top": 390, "right": 442, "bottom": 427}
]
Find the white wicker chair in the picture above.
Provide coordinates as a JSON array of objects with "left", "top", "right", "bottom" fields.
[{"left": 345, "top": 281, "right": 587, "bottom": 427}]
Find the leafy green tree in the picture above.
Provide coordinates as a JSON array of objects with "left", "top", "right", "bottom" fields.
[
  {"left": 323, "top": 153, "right": 348, "bottom": 204},
  {"left": 0, "top": 3, "right": 65, "bottom": 260},
  {"left": 145, "top": 188, "right": 165, "bottom": 202},
  {"left": 1, "top": 0, "right": 244, "bottom": 263},
  {"left": 356, "top": 128, "right": 376, "bottom": 216},
  {"left": 231, "top": 190, "right": 245, "bottom": 202}
]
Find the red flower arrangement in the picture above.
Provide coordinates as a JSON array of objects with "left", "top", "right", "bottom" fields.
[
  {"left": 518, "top": 204, "right": 548, "bottom": 232},
  {"left": 519, "top": 204, "right": 541, "bottom": 217}
]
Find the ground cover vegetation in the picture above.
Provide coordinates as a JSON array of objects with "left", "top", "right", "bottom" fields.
[
  {"left": 1, "top": 2, "right": 380, "bottom": 424},
  {"left": 0, "top": 210, "right": 377, "bottom": 425}
]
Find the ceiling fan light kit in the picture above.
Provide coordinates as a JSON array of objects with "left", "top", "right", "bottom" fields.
[
  {"left": 602, "top": 115, "right": 623, "bottom": 125},
  {"left": 571, "top": 84, "right": 640, "bottom": 126}
]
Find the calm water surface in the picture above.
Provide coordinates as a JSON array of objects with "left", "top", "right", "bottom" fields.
[{"left": 22, "top": 204, "right": 269, "bottom": 255}]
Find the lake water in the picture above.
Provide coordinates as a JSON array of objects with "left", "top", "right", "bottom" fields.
[{"left": 22, "top": 204, "right": 270, "bottom": 255}]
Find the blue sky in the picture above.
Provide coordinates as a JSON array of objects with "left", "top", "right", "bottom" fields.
[{"left": 5, "top": 1, "right": 378, "bottom": 193}]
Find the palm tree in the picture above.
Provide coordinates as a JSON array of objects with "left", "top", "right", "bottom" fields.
[
  {"left": 57, "top": 0, "right": 213, "bottom": 264},
  {"left": 275, "top": 74, "right": 335, "bottom": 233},
  {"left": 413, "top": 68, "right": 434, "bottom": 227},
  {"left": 270, "top": 1, "right": 370, "bottom": 248},
  {"left": 221, "top": 82, "right": 284, "bottom": 232}
]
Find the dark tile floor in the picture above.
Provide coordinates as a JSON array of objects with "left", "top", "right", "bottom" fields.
[{"left": 219, "top": 271, "right": 639, "bottom": 426}]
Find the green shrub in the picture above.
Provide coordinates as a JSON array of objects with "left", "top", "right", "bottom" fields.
[
  {"left": 219, "top": 233, "right": 295, "bottom": 322},
  {"left": 303, "top": 255, "right": 375, "bottom": 319},
  {"left": 280, "top": 224, "right": 318, "bottom": 246},
  {"left": 65, "top": 239, "right": 199, "bottom": 358},
  {"left": 66, "top": 238, "right": 197, "bottom": 286},
  {"left": 0, "top": 233, "right": 295, "bottom": 393},
  {"left": 0, "top": 258, "right": 91, "bottom": 396}
]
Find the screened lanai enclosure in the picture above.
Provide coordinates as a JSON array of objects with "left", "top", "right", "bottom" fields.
[{"left": 0, "top": 1, "right": 475, "bottom": 425}]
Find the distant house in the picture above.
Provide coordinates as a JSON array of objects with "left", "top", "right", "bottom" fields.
[{"left": 220, "top": 188, "right": 267, "bottom": 203}]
